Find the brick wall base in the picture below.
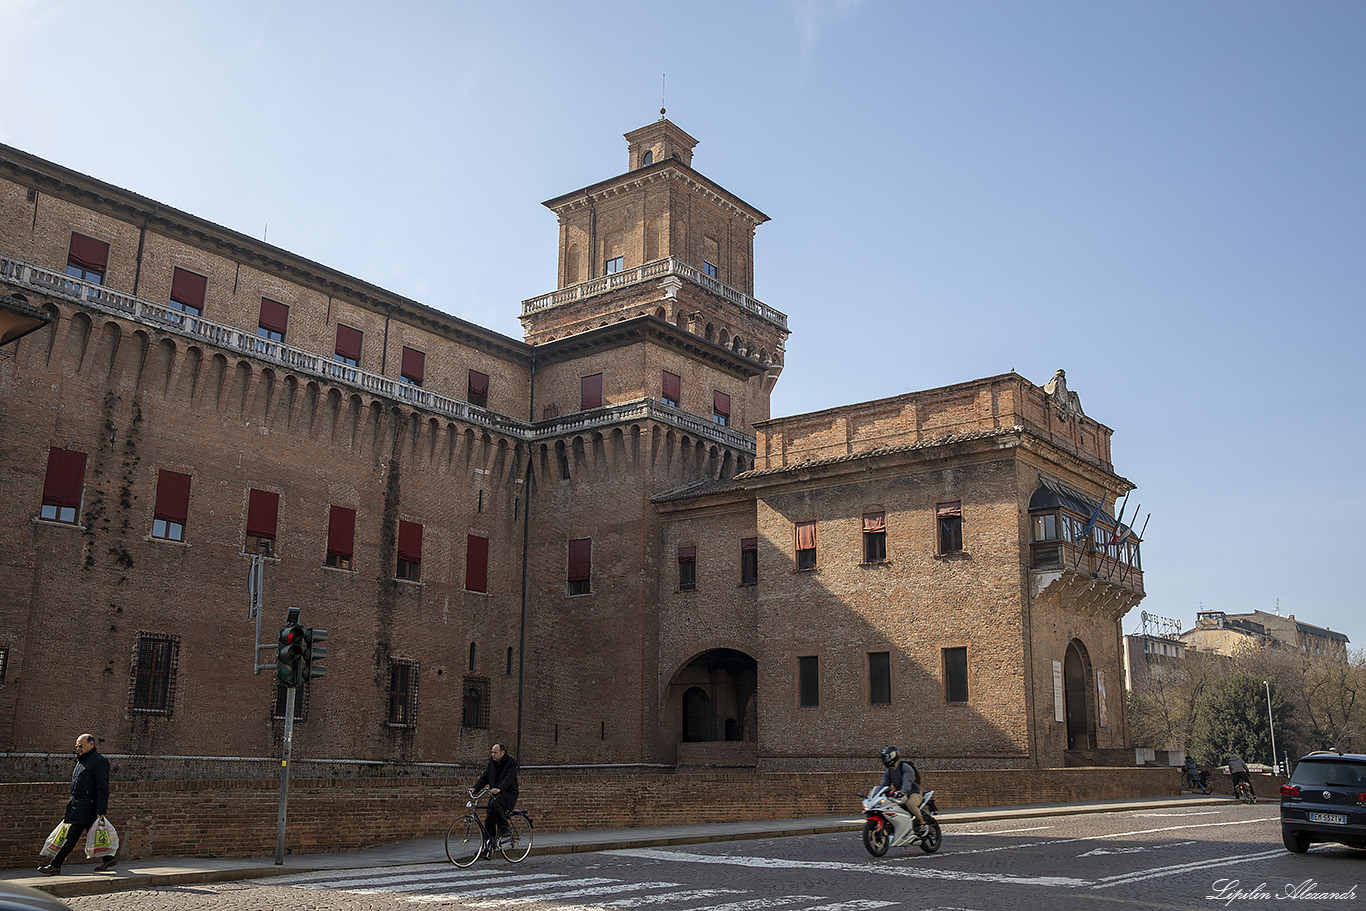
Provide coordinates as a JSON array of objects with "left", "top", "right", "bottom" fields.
[{"left": 0, "top": 766, "right": 1267, "bottom": 868}]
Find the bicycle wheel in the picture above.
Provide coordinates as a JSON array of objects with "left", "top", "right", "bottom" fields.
[
  {"left": 498, "top": 813, "right": 533, "bottom": 863},
  {"left": 446, "top": 815, "right": 483, "bottom": 867}
]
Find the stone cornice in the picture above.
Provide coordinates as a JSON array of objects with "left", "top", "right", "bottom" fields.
[
  {"left": 542, "top": 160, "right": 770, "bottom": 227},
  {"left": 535, "top": 315, "right": 766, "bottom": 380}
]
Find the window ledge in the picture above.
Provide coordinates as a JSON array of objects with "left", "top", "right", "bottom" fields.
[
  {"left": 146, "top": 535, "right": 191, "bottom": 547},
  {"left": 392, "top": 578, "right": 425, "bottom": 587},
  {"left": 321, "top": 564, "right": 357, "bottom": 575},
  {"left": 463, "top": 588, "right": 491, "bottom": 596},
  {"left": 676, "top": 587, "right": 697, "bottom": 594},
  {"left": 31, "top": 517, "right": 85, "bottom": 530},
  {"left": 385, "top": 722, "right": 418, "bottom": 729},
  {"left": 239, "top": 551, "right": 280, "bottom": 562},
  {"left": 794, "top": 567, "right": 820, "bottom": 574},
  {"left": 860, "top": 560, "right": 891, "bottom": 567},
  {"left": 738, "top": 582, "right": 757, "bottom": 588},
  {"left": 934, "top": 552, "right": 971, "bottom": 562}
]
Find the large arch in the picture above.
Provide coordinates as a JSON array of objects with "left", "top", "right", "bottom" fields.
[
  {"left": 666, "top": 648, "right": 757, "bottom": 746},
  {"left": 1064, "top": 638, "right": 1095, "bottom": 750}
]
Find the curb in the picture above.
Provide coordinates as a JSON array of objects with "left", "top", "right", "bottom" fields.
[{"left": 26, "top": 796, "right": 1232, "bottom": 898}]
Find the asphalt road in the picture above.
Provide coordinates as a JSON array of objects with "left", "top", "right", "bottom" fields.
[{"left": 65, "top": 803, "right": 1361, "bottom": 911}]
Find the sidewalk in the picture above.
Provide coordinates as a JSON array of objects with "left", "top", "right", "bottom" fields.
[{"left": 3, "top": 794, "right": 1230, "bottom": 899}]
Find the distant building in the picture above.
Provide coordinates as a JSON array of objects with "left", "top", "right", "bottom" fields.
[
  {"left": 1122, "top": 632, "right": 1187, "bottom": 692},
  {"left": 1179, "top": 610, "right": 1349, "bottom": 661}
]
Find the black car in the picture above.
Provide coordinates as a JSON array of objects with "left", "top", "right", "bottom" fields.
[{"left": 1280, "top": 750, "right": 1366, "bottom": 853}]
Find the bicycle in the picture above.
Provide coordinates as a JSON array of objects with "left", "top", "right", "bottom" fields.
[
  {"left": 445, "top": 788, "right": 534, "bottom": 866},
  {"left": 1233, "top": 779, "right": 1257, "bottom": 804}
]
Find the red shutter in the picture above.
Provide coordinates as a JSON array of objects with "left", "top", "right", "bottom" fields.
[
  {"left": 153, "top": 471, "right": 191, "bottom": 523},
  {"left": 795, "top": 521, "right": 817, "bottom": 551},
  {"left": 741, "top": 537, "right": 758, "bottom": 552},
  {"left": 42, "top": 448, "right": 87, "bottom": 508},
  {"left": 581, "top": 373, "right": 603, "bottom": 410},
  {"left": 397, "top": 520, "right": 423, "bottom": 563},
  {"left": 468, "top": 370, "right": 489, "bottom": 397},
  {"left": 678, "top": 546, "right": 696, "bottom": 561},
  {"left": 334, "top": 324, "right": 363, "bottom": 361},
  {"left": 662, "top": 370, "right": 681, "bottom": 403},
  {"left": 401, "top": 346, "right": 425, "bottom": 383},
  {"left": 327, "top": 506, "right": 356, "bottom": 559},
  {"left": 169, "top": 268, "right": 207, "bottom": 310},
  {"left": 246, "top": 489, "right": 280, "bottom": 540},
  {"left": 937, "top": 501, "right": 962, "bottom": 518},
  {"left": 466, "top": 534, "right": 489, "bottom": 593},
  {"left": 713, "top": 390, "right": 731, "bottom": 417},
  {"left": 568, "top": 538, "right": 592, "bottom": 581},
  {"left": 67, "top": 233, "right": 109, "bottom": 273},
  {"left": 258, "top": 298, "right": 289, "bottom": 334},
  {"left": 863, "top": 512, "right": 886, "bottom": 533}
]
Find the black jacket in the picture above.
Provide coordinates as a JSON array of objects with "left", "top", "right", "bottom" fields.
[
  {"left": 474, "top": 754, "right": 519, "bottom": 797},
  {"left": 65, "top": 749, "right": 110, "bottom": 824}
]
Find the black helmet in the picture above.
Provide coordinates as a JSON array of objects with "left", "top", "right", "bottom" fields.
[{"left": 881, "top": 745, "right": 900, "bottom": 768}]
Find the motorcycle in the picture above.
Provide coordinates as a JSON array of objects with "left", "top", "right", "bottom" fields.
[
  {"left": 861, "top": 785, "right": 942, "bottom": 856},
  {"left": 1181, "top": 768, "right": 1211, "bottom": 794}
]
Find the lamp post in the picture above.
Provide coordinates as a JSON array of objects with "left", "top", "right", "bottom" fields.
[{"left": 1264, "top": 679, "right": 1279, "bottom": 776}]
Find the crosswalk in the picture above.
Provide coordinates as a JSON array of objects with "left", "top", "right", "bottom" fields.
[{"left": 253, "top": 864, "right": 900, "bottom": 911}]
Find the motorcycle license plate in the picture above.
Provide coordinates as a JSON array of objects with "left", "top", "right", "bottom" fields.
[{"left": 1308, "top": 812, "right": 1347, "bottom": 825}]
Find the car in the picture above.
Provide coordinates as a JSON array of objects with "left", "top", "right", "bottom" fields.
[
  {"left": 1279, "top": 750, "right": 1366, "bottom": 853},
  {"left": 0, "top": 882, "right": 73, "bottom": 911}
]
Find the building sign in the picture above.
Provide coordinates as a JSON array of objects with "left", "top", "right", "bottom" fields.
[
  {"left": 1097, "top": 670, "right": 1108, "bottom": 728},
  {"left": 1053, "top": 660, "right": 1065, "bottom": 722}
]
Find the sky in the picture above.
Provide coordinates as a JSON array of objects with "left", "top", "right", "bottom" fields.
[{"left": 3, "top": 0, "right": 1362, "bottom": 646}]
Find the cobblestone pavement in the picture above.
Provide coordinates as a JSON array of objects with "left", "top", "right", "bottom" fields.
[{"left": 64, "top": 804, "right": 1362, "bottom": 911}]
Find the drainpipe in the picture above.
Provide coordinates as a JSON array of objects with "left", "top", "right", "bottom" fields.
[
  {"left": 515, "top": 346, "right": 537, "bottom": 759},
  {"left": 131, "top": 206, "right": 159, "bottom": 297}
]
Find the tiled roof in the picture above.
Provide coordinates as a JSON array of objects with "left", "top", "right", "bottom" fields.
[
  {"left": 734, "top": 425, "right": 1026, "bottom": 480},
  {"left": 650, "top": 477, "right": 744, "bottom": 503}
]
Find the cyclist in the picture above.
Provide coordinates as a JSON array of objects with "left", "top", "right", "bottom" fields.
[
  {"left": 1225, "top": 752, "right": 1254, "bottom": 798},
  {"left": 1181, "top": 755, "right": 1207, "bottom": 791},
  {"left": 473, "top": 743, "right": 519, "bottom": 855},
  {"left": 879, "top": 745, "right": 927, "bottom": 835}
]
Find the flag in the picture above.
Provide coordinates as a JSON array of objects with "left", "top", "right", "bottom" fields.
[{"left": 1075, "top": 502, "right": 1103, "bottom": 543}]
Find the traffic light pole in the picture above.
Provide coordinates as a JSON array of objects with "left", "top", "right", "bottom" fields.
[{"left": 275, "top": 685, "right": 295, "bottom": 865}]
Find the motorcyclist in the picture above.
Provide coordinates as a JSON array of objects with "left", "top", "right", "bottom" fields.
[
  {"left": 1225, "top": 753, "right": 1253, "bottom": 797},
  {"left": 879, "top": 745, "right": 927, "bottom": 834}
]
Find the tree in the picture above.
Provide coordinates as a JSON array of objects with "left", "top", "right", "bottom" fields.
[{"left": 1190, "top": 672, "right": 1295, "bottom": 767}]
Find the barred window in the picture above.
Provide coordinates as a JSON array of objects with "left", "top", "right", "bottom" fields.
[
  {"left": 0, "top": 646, "right": 8, "bottom": 684},
  {"left": 388, "top": 658, "right": 419, "bottom": 727},
  {"left": 272, "top": 680, "right": 308, "bottom": 721},
  {"left": 130, "top": 633, "right": 179, "bottom": 715},
  {"left": 462, "top": 676, "right": 491, "bottom": 729}
]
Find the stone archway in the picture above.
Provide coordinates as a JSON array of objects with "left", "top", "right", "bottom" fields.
[
  {"left": 667, "top": 648, "right": 758, "bottom": 765},
  {"left": 1064, "top": 639, "right": 1095, "bottom": 750}
]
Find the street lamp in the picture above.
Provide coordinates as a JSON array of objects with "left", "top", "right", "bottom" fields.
[{"left": 1264, "top": 680, "right": 1279, "bottom": 776}]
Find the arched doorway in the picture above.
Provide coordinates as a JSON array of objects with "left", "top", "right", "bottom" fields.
[
  {"left": 1064, "top": 639, "right": 1094, "bottom": 750},
  {"left": 668, "top": 648, "right": 758, "bottom": 746}
]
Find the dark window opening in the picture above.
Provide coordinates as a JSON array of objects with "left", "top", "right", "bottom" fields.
[
  {"left": 938, "top": 501, "right": 963, "bottom": 555},
  {"left": 798, "top": 655, "right": 820, "bottom": 707},
  {"left": 678, "top": 546, "right": 696, "bottom": 591},
  {"left": 944, "top": 647, "right": 969, "bottom": 703},
  {"left": 465, "top": 534, "right": 489, "bottom": 593},
  {"left": 863, "top": 511, "right": 887, "bottom": 563},
  {"left": 462, "top": 676, "right": 490, "bottom": 729},
  {"left": 468, "top": 642, "right": 477, "bottom": 672},
  {"left": 152, "top": 470, "right": 191, "bottom": 542},
  {"left": 397, "top": 520, "right": 422, "bottom": 581},
  {"left": 795, "top": 521, "right": 817, "bottom": 570},
  {"left": 468, "top": 370, "right": 489, "bottom": 407},
  {"left": 388, "top": 659, "right": 419, "bottom": 727},
  {"left": 869, "top": 651, "right": 891, "bottom": 705},
  {"left": 40, "top": 447, "right": 86, "bottom": 524},
  {"left": 131, "top": 633, "right": 178, "bottom": 715},
  {"left": 568, "top": 537, "right": 592, "bottom": 595},
  {"left": 740, "top": 537, "right": 758, "bottom": 585},
  {"left": 506, "top": 646, "right": 514, "bottom": 676},
  {"left": 0, "top": 647, "right": 9, "bottom": 684},
  {"left": 581, "top": 372, "right": 603, "bottom": 410},
  {"left": 326, "top": 505, "right": 355, "bottom": 569}
]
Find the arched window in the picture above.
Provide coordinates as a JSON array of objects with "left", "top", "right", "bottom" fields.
[
  {"left": 469, "top": 642, "right": 476, "bottom": 672},
  {"left": 642, "top": 150, "right": 653, "bottom": 166}
]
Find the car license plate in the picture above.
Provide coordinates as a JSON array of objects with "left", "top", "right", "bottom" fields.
[{"left": 1308, "top": 812, "right": 1347, "bottom": 825}]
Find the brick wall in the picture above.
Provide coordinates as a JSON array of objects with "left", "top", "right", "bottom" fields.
[{"left": 0, "top": 765, "right": 1211, "bottom": 867}]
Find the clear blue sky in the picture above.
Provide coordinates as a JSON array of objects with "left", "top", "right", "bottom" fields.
[{"left": 4, "top": 1, "right": 1362, "bottom": 646}]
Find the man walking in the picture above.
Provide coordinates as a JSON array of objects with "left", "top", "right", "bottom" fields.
[
  {"left": 472, "top": 742, "right": 519, "bottom": 856},
  {"left": 39, "top": 733, "right": 115, "bottom": 874}
]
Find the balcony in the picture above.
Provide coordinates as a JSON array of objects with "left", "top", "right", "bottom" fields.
[
  {"left": 1029, "top": 538, "right": 1145, "bottom": 622},
  {"left": 521, "top": 256, "right": 788, "bottom": 332},
  {"left": 0, "top": 256, "right": 756, "bottom": 455}
]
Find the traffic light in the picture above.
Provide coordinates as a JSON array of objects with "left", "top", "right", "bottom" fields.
[
  {"left": 275, "top": 622, "right": 305, "bottom": 688},
  {"left": 303, "top": 628, "right": 328, "bottom": 682}
]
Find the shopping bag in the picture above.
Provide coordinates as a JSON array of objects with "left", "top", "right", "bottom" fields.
[
  {"left": 84, "top": 818, "right": 118, "bottom": 859},
  {"left": 39, "top": 822, "right": 69, "bottom": 859}
]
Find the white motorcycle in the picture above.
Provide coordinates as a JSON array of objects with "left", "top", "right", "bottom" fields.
[{"left": 860, "top": 785, "right": 942, "bottom": 855}]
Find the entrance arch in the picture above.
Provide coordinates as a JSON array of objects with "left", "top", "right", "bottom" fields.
[
  {"left": 1064, "top": 639, "right": 1095, "bottom": 750},
  {"left": 668, "top": 648, "right": 757, "bottom": 744}
]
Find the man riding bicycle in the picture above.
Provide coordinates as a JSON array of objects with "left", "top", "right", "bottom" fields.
[
  {"left": 473, "top": 743, "right": 519, "bottom": 855},
  {"left": 1225, "top": 753, "right": 1254, "bottom": 797}
]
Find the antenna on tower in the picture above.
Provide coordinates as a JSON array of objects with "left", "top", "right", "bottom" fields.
[{"left": 660, "top": 74, "right": 667, "bottom": 118}]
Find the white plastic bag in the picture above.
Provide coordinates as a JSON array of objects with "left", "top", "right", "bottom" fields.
[
  {"left": 84, "top": 818, "right": 118, "bottom": 859},
  {"left": 39, "top": 822, "right": 69, "bottom": 859}
]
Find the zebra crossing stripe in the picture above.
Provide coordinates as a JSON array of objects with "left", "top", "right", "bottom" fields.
[
  {"left": 403, "top": 876, "right": 621, "bottom": 903},
  {"left": 698, "top": 896, "right": 827, "bottom": 911},
  {"left": 470, "top": 881, "right": 680, "bottom": 906},
  {"left": 801, "top": 902, "right": 898, "bottom": 911},
  {"left": 342, "top": 873, "right": 565, "bottom": 896},
  {"left": 250, "top": 863, "right": 471, "bottom": 885},
  {"left": 600, "top": 888, "right": 749, "bottom": 907}
]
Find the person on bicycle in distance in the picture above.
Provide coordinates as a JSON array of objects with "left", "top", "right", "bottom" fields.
[
  {"left": 1182, "top": 754, "right": 1204, "bottom": 789},
  {"left": 473, "top": 743, "right": 519, "bottom": 853},
  {"left": 879, "top": 745, "right": 927, "bottom": 834},
  {"left": 1225, "top": 753, "right": 1253, "bottom": 797}
]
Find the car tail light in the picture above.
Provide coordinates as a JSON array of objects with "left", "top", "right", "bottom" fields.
[
  {"left": 1280, "top": 784, "right": 1300, "bottom": 798},
  {"left": 1358, "top": 792, "right": 1366, "bottom": 806}
]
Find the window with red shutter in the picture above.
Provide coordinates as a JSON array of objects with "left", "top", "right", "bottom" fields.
[
  {"left": 740, "top": 537, "right": 758, "bottom": 585},
  {"left": 169, "top": 268, "right": 207, "bottom": 316},
  {"left": 246, "top": 489, "right": 280, "bottom": 554},
  {"left": 334, "top": 325, "right": 363, "bottom": 366},
  {"left": 400, "top": 346, "right": 425, "bottom": 386},
  {"left": 468, "top": 370, "right": 489, "bottom": 407},
  {"left": 66, "top": 232, "right": 109, "bottom": 284},
  {"left": 568, "top": 538, "right": 592, "bottom": 594},
  {"left": 152, "top": 470, "right": 191, "bottom": 542},
  {"left": 257, "top": 298, "right": 289, "bottom": 342},
  {"left": 678, "top": 545, "right": 696, "bottom": 591},
  {"left": 712, "top": 390, "right": 731, "bottom": 426},
  {"left": 40, "top": 448, "right": 87, "bottom": 523},
  {"left": 397, "top": 520, "right": 423, "bottom": 581},
  {"left": 662, "top": 371, "right": 681, "bottom": 407},
  {"left": 326, "top": 506, "right": 356, "bottom": 569},
  {"left": 795, "top": 521, "right": 817, "bottom": 570},
  {"left": 465, "top": 534, "right": 489, "bottom": 593},
  {"left": 580, "top": 373, "right": 603, "bottom": 411}
]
